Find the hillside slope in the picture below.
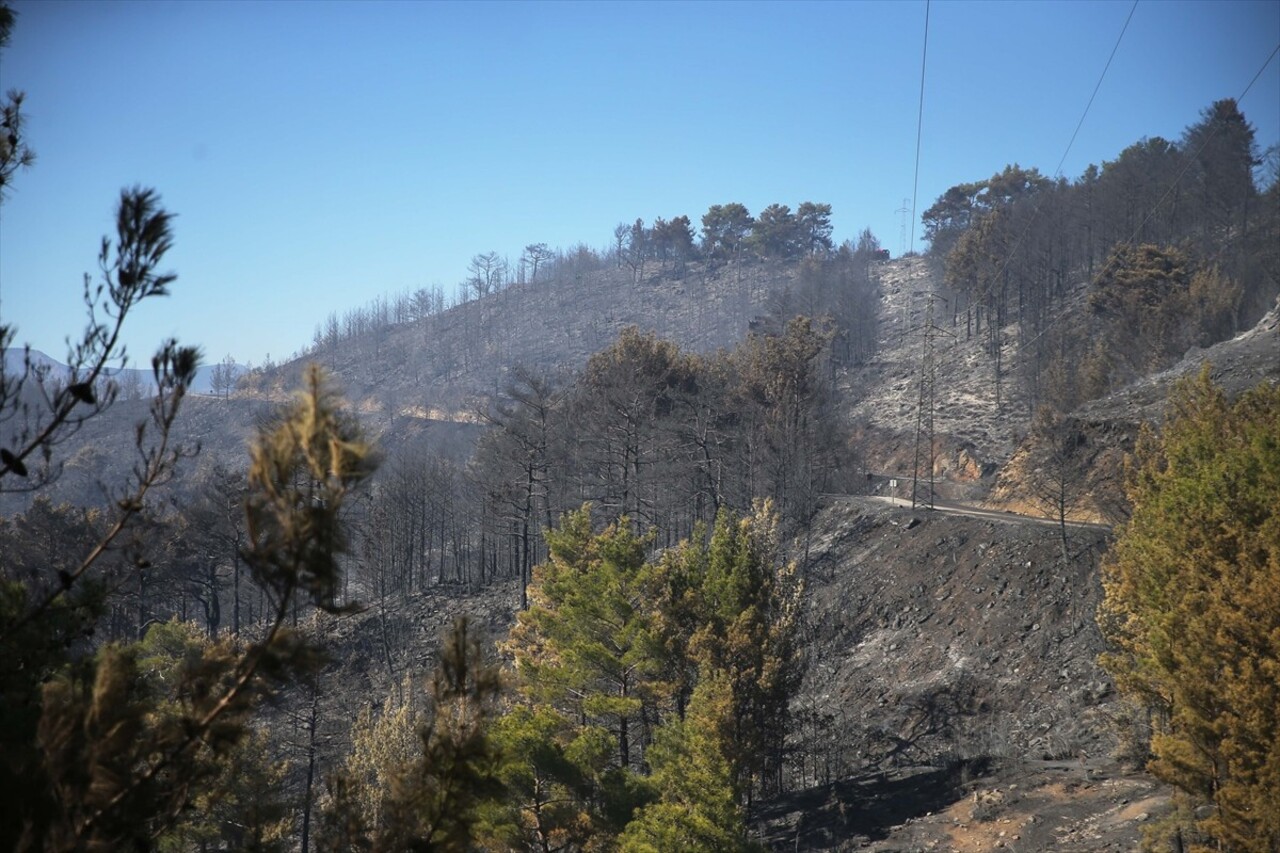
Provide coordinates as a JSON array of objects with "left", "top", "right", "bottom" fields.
[
  {"left": 3, "top": 257, "right": 800, "bottom": 511},
  {"left": 12, "top": 242, "right": 1271, "bottom": 849},
  {"left": 0, "top": 393, "right": 482, "bottom": 515},
  {"left": 987, "top": 296, "right": 1280, "bottom": 522},
  {"left": 846, "top": 257, "right": 1026, "bottom": 490},
  {"left": 758, "top": 496, "right": 1171, "bottom": 850},
  {"left": 258, "top": 259, "right": 803, "bottom": 419}
]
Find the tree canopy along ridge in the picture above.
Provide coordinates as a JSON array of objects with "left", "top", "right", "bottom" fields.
[{"left": 925, "top": 99, "right": 1277, "bottom": 419}]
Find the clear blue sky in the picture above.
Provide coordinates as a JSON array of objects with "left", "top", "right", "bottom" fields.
[{"left": 2, "top": 0, "right": 1277, "bottom": 369}]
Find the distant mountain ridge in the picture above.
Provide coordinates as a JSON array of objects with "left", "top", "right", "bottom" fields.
[{"left": 2, "top": 348, "right": 248, "bottom": 397}]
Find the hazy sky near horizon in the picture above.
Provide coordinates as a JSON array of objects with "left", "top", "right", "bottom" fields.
[{"left": 1, "top": 0, "right": 1277, "bottom": 369}]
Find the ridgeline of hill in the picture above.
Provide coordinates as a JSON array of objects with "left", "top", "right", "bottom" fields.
[{"left": 255, "top": 260, "right": 804, "bottom": 419}]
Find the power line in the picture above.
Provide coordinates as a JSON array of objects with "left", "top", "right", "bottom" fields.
[
  {"left": 908, "top": 0, "right": 930, "bottom": 254},
  {"left": 1126, "top": 40, "right": 1280, "bottom": 245},
  {"left": 1240, "top": 42, "right": 1280, "bottom": 103},
  {"left": 984, "top": 0, "right": 1139, "bottom": 295},
  {"left": 905, "top": 1, "right": 1132, "bottom": 475},
  {"left": 1051, "top": 0, "right": 1138, "bottom": 180}
]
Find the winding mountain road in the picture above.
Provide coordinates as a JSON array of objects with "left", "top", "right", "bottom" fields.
[{"left": 861, "top": 494, "right": 1112, "bottom": 532}]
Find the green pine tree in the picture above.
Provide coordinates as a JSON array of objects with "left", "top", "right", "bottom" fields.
[
  {"left": 499, "top": 507, "right": 666, "bottom": 847},
  {"left": 504, "top": 507, "right": 664, "bottom": 773},
  {"left": 685, "top": 503, "right": 803, "bottom": 801},
  {"left": 1099, "top": 369, "right": 1280, "bottom": 852},
  {"left": 19, "top": 365, "right": 376, "bottom": 850},
  {"left": 480, "top": 704, "right": 611, "bottom": 851},
  {"left": 619, "top": 675, "right": 755, "bottom": 853}
]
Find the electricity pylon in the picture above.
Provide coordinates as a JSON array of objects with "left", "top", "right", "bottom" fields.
[{"left": 911, "top": 290, "right": 954, "bottom": 509}]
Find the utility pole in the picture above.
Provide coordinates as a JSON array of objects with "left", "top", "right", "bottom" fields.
[
  {"left": 895, "top": 197, "right": 911, "bottom": 258},
  {"left": 911, "top": 291, "right": 954, "bottom": 509}
]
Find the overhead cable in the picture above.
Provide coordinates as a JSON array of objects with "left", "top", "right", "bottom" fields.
[
  {"left": 908, "top": 0, "right": 930, "bottom": 254},
  {"left": 987, "top": 0, "right": 1140, "bottom": 295},
  {"left": 1052, "top": 0, "right": 1139, "bottom": 180}
]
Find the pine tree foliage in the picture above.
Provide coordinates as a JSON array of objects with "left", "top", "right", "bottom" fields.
[
  {"left": 504, "top": 507, "right": 662, "bottom": 773},
  {"left": 244, "top": 365, "right": 378, "bottom": 616},
  {"left": 0, "top": 188, "right": 374, "bottom": 849},
  {"left": 1084, "top": 244, "right": 1242, "bottom": 386},
  {"left": 666, "top": 502, "right": 804, "bottom": 799},
  {"left": 483, "top": 707, "right": 569, "bottom": 850},
  {"left": 926, "top": 99, "right": 1273, "bottom": 410},
  {"left": 481, "top": 704, "right": 613, "bottom": 851},
  {"left": 3, "top": 368, "right": 375, "bottom": 851},
  {"left": 498, "top": 503, "right": 801, "bottom": 848},
  {"left": 166, "top": 726, "right": 292, "bottom": 852},
  {"left": 339, "top": 677, "right": 423, "bottom": 834},
  {"left": 1099, "top": 370, "right": 1280, "bottom": 852},
  {"left": 618, "top": 676, "right": 754, "bottom": 853},
  {"left": 0, "top": 5, "right": 35, "bottom": 203},
  {"left": 0, "top": 175, "right": 223, "bottom": 848},
  {"left": 134, "top": 621, "right": 293, "bottom": 852},
  {"left": 498, "top": 508, "right": 668, "bottom": 848},
  {"left": 30, "top": 620, "right": 297, "bottom": 851}
]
